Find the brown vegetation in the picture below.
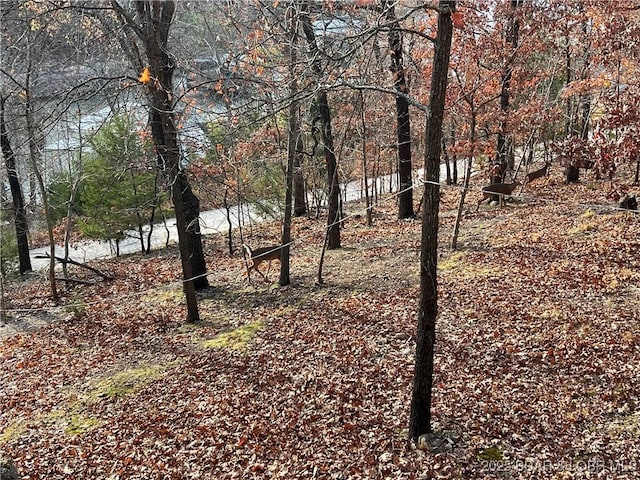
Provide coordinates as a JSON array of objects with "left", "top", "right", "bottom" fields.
[{"left": 1, "top": 174, "right": 639, "bottom": 478}]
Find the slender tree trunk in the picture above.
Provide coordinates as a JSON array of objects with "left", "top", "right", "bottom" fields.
[
  {"left": 63, "top": 178, "right": 80, "bottom": 278},
  {"left": 451, "top": 110, "right": 476, "bottom": 250},
  {"left": 63, "top": 109, "right": 83, "bottom": 279},
  {"left": 145, "top": 171, "right": 161, "bottom": 254},
  {"left": 409, "top": 0, "right": 454, "bottom": 441},
  {"left": 301, "top": 8, "right": 340, "bottom": 250},
  {"left": 450, "top": 124, "right": 458, "bottom": 184},
  {"left": 442, "top": 136, "right": 451, "bottom": 185},
  {"left": 24, "top": 69, "right": 57, "bottom": 300},
  {"left": 293, "top": 134, "right": 306, "bottom": 217},
  {"left": 360, "top": 92, "right": 373, "bottom": 226},
  {"left": 385, "top": 0, "right": 414, "bottom": 219},
  {"left": 0, "top": 95, "right": 32, "bottom": 274},
  {"left": 563, "top": 29, "right": 580, "bottom": 184},
  {"left": 221, "top": 185, "right": 232, "bottom": 256},
  {"left": 281, "top": 3, "right": 300, "bottom": 286}
]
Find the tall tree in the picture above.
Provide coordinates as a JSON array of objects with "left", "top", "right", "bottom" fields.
[
  {"left": 112, "top": 0, "right": 201, "bottom": 322},
  {"left": 280, "top": 2, "right": 301, "bottom": 286},
  {"left": 492, "top": 0, "right": 522, "bottom": 184},
  {"left": 384, "top": 0, "right": 414, "bottom": 219},
  {"left": 300, "top": 5, "right": 341, "bottom": 250},
  {"left": 0, "top": 94, "right": 31, "bottom": 274},
  {"left": 409, "top": 0, "right": 455, "bottom": 441}
]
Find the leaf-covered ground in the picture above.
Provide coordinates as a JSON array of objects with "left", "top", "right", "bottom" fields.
[{"left": 1, "top": 173, "right": 639, "bottom": 479}]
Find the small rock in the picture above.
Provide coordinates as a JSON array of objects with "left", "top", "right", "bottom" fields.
[
  {"left": 619, "top": 195, "right": 637, "bottom": 212},
  {"left": 417, "top": 433, "right": 456, "bottom": 453},
  {"left": 1, "top": 458, "right": 21, "bottom": 480}
]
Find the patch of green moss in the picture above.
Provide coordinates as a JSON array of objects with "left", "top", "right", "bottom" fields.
[
  {"left": 0, "top": 420, "right": 26, "bottom": 443},
  {"left": 438, "top": 252, "right": 464, "bottom": 271},
  {"left": 64, "top": 414, "right": 102, "bottom": 436},
  {"left": 201, "top": 321, "right": 264, "bottom": 351},
  {"left": 477, "top": 446, "right": 504, "bottom": 461},
  {"left": 90, "top": 363, "right": 174, "bottom": 402},
  {"left": 569, "top": 221, "right": 598, "bottom": 236},
  {"left": 603, "top": 412, "right": 640, "bottom": 435},
  {"left": 142, "top": 287, "right": 184, "bottom": 305}
]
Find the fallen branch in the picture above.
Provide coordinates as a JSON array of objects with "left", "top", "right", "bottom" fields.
[
  {"left": 54, "top": 276, "right": 97, "bottom": 285},
  {"left": 34, "top": 253, "right": 115, "bottom": 280}
]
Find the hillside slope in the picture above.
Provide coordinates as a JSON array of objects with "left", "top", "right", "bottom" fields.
[{"left": 1, "top": 174, "right": 639, "bottom": 479}]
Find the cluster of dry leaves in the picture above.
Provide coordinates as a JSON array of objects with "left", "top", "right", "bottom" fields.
[{"left": 1, "top": 172, "right": 639, "bottom": 479}]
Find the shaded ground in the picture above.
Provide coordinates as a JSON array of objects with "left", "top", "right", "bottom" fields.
[{"left": 1, "top": 173, "right": 639, "bottom": 479}]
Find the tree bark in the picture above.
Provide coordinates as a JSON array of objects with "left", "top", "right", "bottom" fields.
[
  {"left": 177, "top": 174, "right": 209, "bottom": 290},
  {"left": 451, "top": 110, "right": 476, "bottom": 250},
  {"left": 23, "top": 59, "right": 57, "bottom": 300},
  {"left": 385, "top": 0, "right": 415, "bottom": 219},
  {"left": 493, "top": 0, "right": 521, "bottom": 186},
  {"left": 0, "top": 95, "right": 32, "bottom": 274},
  {"left": 281, "top": 3, "right": 301, "bottom": 286},
  {"left": 301, "top": 7, "right": 340, "bottom": 250},
  {"left": 293, "top": 133, "right": 307, "bottom": 217},
  {"left": 130, "top": 0, "right": 200, "bottom": 322},
  {"left": 360, "top": 91, "right": 373, "bottom": 226},
  {"left": 409, "top": 0, "right": 454, "bottom": 441}
]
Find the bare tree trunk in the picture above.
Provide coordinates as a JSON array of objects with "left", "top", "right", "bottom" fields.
[
  {"left": 409, "top": 0, "right": 454, "bottom": 441},
  {"left": 63, "top": 108, "right": 83, "bottom": 279},
  {"left": 280, "top": 3, "right": 301, "bottom": 286},
  {"left": 442, "top": 136, "right": 451, "bottom": 185},
  {"left": 176, "top": 174, "right": 209, "bottom": 290},
  {"left": 293, "top": 133, "right": 307, "bottom": 217},
  {"left": 360, "top": 92, "right": 373, "bottom": 226},
  {"left": 451, "top": 111, "right": 476, "bottom": 250},
  {"left": 116, "top": 0, "right": 200, "bottom": 322},
  {"left": 0, "top": 95, "right": 31, "bottom": 274},
  {"left": 385, "top": 0, "right": 414, "bottom": 219},
  {"left": 493, "top": 0, "right": 521, "bottom": 187},
  {"left": 24, "top": 66, "right": 57, "bottom": 300},
  {"left": 301, "top": 7, "right": 340, "bottom": 250}
]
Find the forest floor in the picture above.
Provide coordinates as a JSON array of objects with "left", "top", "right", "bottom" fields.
[{"left": 1, "top": 170, "right": 639, "bottom": 479}]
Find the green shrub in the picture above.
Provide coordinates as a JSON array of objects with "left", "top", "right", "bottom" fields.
[{"left": 0, "top": 223, "right": 18, "bottom": 276}]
